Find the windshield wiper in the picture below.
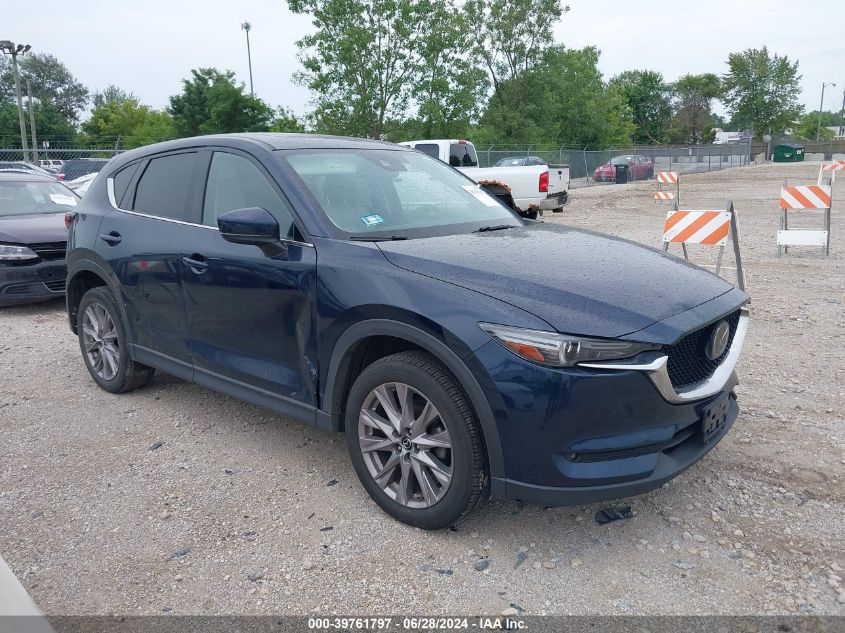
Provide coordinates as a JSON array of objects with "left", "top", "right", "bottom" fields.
[
  {"left": 349, "top": 235, "right": 408, "bottom": 242},
  {"left": 474, "top": 224, "right": 516, "bottom": 233}
]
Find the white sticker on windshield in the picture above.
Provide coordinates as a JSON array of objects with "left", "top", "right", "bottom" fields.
[
  {"left": 461, "top": 185, "right": 500, "bottom": 207},
  {"left": 49, "top": 193, "right": 77, "bottom": 206}
]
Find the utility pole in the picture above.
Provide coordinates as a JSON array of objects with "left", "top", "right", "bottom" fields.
[
  {"left": 818, "top": 82, "right": 836, "bottom": 141},
  {"left": 26, "top": 78, "right": 38, "bottom": 163},
  {"left": 0, "top": 40, "right": 32, "bottom": 161},
  {"left": 241, "top": 22, "right": 254, "bottom": 98},
  {"left": 839, "top": 89, "right": 845, "bottom": 139}
]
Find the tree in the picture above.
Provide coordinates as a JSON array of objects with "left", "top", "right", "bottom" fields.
[
  {"left": 288, "top": 0, "right": 460, "bottom": 139},
  {"left": 464, "top": 0, "right": 568, "bottom": 104},
  {"left": 722, "top": 47, "right": 802, "bottom": 138},
  {"left": 0, "top": 53, "right": 88, "bottom": 121},
  {"left": 270, "top": 107, "right": 306, "bottom": 133},
  {"left": 0, "top": 100, "right": 78, "bottom": 146},
  {"left": 82, "top": 98, "right": 175, "bottom": 148},
  {"left": 794, "top": 110, "right": 840, "bottom": 140},
  {"left": 610, "top": 70, "right": 673, "bottom": 143},
  {"left": 168, "top": 68, "right": 274, "bottom": 136},
  {"left": 476, "top": 46, "right": 633, "bottom": 147},
  {"left": 92, "top": 84, "right": 136, "bottom": 109},
  {"left": 669, "top": 73, "right": 721, "bottom": 144}
]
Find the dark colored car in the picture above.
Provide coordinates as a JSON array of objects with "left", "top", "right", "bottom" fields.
[
  {"left": 593, "top": 155, "right": 654, "bottom": 182},
  {"left": 0, "top": 172, "right": 77, "bottom": 306},
  {"left": 494, "top": 156, "right": 549, "bottom": 167},
  {"left": 58, "top": 158, "right": 111, "bottom": 182},
  {"left": 65, "top": 134, "right": 748, "bottom": 529}
]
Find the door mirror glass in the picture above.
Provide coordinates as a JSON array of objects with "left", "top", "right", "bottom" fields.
[{"left": 217, "top": 207, "right": 280, "bottom": 245}]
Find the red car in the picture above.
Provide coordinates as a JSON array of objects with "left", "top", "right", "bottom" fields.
[{"left": 593, "top": 155, "right": 654, "bottom": 182}]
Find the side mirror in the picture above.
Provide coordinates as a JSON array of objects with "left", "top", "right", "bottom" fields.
[{"left": 217, "top": 207, "right": 280, "bottom": 245}]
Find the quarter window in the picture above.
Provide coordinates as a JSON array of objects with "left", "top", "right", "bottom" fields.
[
  {"left": 131, "top": 153, "right": 198, "bottom": 222},
  {"left": 202, "top": 152, "right": 296, "bottom": 238},
  {"left": 112, "top": 163, "right": 139, "bottom": 207}
]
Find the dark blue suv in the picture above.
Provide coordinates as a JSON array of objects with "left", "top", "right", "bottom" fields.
[{"left": 66, "top": 134, "right": 748, "bottom": 529}]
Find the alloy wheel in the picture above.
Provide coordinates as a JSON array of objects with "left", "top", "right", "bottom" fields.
[
  {"left": 81, "top": 302, "right": 120, "bottom": 381},
  {"left": 357, "top": 382, "right": 453, "bottom": 508}
]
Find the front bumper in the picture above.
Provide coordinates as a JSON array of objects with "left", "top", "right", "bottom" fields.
[
  {"left": 0, "top": 260, "right": 67, "bottom": 306},
  {"left": 472, "top": 308, "right": 748, "bottom": 506}
]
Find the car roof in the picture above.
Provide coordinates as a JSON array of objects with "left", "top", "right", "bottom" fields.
[
  {"left": 0, "top": 170, "right": 57, "bottom": 182},
  {"left": 102, "top": 133, "right": 410, "bottom": 175}
]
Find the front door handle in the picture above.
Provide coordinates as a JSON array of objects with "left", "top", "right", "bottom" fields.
[
  {"left": 99, "top": 231, "right": 122, "bottom": 246},
  {"left": 182, "top": 255, "right": 208, "bottom": 274}
]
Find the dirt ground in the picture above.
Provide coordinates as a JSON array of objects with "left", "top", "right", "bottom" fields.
[{"left": 1, "top": 162, "right": 843, "bottom": 616}]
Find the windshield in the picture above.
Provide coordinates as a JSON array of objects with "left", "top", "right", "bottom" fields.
[
  {"left": 610, "top": 156, "right": 634, "bottom": 165},
  {"left": 280, "top": 149, "right": 519, "bottom": 238},
  {"left": 0, "top": 180, "right": 79, "bottom": 216},
  {"left": 496, "top": 157, "right": 525, "bottom": 166}
]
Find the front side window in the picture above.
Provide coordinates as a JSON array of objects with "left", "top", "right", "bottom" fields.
[
  {"left": 281, "top": 149, "right": 518, "bottom": 239},
  {"left": 202, "top": 152, "right": 296, "bottom": 238},
  {"left": 131, "top": 153, "right": 198, "bottom": 222},
  {"left": 0, "top": 180, "right": 79, "bottom": 216}
]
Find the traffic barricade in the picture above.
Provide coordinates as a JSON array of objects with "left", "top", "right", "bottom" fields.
[
  {"left": 655, "top": 171, "right": 679, "bottom": 205},
  {"left": 778, "top": 184, "right": 833, "bottom": 256}
]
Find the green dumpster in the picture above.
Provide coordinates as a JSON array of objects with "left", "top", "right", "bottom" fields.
[{"left": 773, "top": 143, "right": 805, "bottom": 162}]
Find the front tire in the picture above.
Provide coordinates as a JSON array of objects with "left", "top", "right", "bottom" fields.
[
  {"left": 77, "top": 287, "right": 154, "bottom": 393},
  {"left": 344, "top": 351, "right": 487, "bottom": 529}
]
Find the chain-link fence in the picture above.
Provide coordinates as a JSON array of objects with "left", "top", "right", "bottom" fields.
[
  {"left": 0, "top": 147, "right": 123, "bottom": 181},
  {"left": 476, "top": 143, "right": 754, "bottom": 188}
]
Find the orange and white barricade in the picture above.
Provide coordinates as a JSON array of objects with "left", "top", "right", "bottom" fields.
[
  {"left": 662, "top": 203, "right": 746, "bottom": 290},
  {"left": 817, "top": 161, "right": 845, "bottom": 187},
  {"left": 778, "top": 184, "right": 833, "bottom": 256},
  {"left": 655, "top": 171, "right": 679, "bottom": 204}
]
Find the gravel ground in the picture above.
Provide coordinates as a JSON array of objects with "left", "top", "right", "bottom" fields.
[{"left": 1, "top": 161, "right": 843, "bottom": 616}]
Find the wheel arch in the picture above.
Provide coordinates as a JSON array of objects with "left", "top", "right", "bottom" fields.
[
  {"left": 321, "top": 319, "right": 505, "bottom": 480},
  {"left": 66, "top": 261, "right": 122, "bottom": 335}
]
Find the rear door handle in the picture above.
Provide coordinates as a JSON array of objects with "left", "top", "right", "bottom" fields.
[
  {"left": 182, "top": 255, "right": 208, "bottom": 273},
  {"left": 99, "top": 231, "right": 122, "bottom": 246}
]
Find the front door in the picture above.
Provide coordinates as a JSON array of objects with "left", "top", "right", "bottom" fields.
[{"left": 180, "top": 150, "right": 318, "bottom": 405}]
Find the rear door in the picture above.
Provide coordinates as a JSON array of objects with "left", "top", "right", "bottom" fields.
[
  {"left": 97, "top": 150, "right": 203, "bottom": 374},
  {"left": 180, "top": 149, "right": 318, "bottom": 405}
]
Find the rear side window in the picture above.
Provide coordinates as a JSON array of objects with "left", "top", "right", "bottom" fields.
[
  {"left": 414, "top": 144, "right": 440, "bottom": 160},
  {"left": 112, "top": 163, "right": 139, "bottom": 207},
  {"left": 449, "top": 143, "right": 478, "bottom": 167},
  {"left": 131, "top": 153, "right": 198, "bottom": 222},
  {"left": 202, "top": 152, "right": 296, "bottom": 238}
]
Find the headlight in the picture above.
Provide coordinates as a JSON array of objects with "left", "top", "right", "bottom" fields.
[
  {"left": 0, "top": 244, "right": 38, "bottom": 261},
  {"left": 479, "top": 322, "right": 659, "bottom": 367}
]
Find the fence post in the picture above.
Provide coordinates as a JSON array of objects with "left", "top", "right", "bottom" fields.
[{"left": 583, "top": 146, "right": 589, "bottom": 187}]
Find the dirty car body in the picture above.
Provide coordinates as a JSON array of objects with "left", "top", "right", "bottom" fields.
[{"left": 65, "top": 133, "right": 748, "bottom": 528}]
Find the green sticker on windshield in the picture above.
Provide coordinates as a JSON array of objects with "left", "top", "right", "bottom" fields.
[{"left": 361, "top": 214, "right": 385, "bottom": 227}]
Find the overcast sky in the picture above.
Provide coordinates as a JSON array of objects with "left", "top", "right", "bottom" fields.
[{"left": 7, "top": 0, "right": 845, "bottom": 122}]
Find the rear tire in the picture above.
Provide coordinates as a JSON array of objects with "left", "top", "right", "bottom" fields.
[
  {"left": 77, "top": 287, "right": 154, "bottom": 393},
  {"left": 344, "top": 351, "right": 488, "bottom": 529}
]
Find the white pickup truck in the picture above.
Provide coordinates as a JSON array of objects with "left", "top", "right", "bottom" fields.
[{"left": 399, "top": 139, "right": 569, "bottom": 219}]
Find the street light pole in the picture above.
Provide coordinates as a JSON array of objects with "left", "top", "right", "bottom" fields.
[
  {"left": 241, "top": 22, "right": 254, "bottom": 98},
  {"left": 0, "top": 40, "right": 32, "bottom": 161},
  {"left": 26, "top": 78, "right": 38, "bottom": 163},
  {"left": 817, "top": 82, "right": 836, "bottom": 141}
]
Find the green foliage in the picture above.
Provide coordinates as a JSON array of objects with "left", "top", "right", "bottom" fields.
[
  {"left": 610, "top": 70, "right": 672, "bottom": 144},
  {"left": 0, "top": 53, "right": 89, "bottom": 121},
  {"left": 92, "top": 85, "right": 136, "bottom": 109},
  {"left": 269, "top": 107, "right": 306, "bottom": 133},
  {"left": 793, "top": 110, "right": 840, "bottom": 140},
  {"left": 82, "top": 98, "right": 175, "bottom": 148},
  {"left": 288, "top": 0, "right": 466, "bottom": 139},
  {"left": 168, "top": 68, "right": 274, "bottom": 136},
  {"left": 722, "top": 47, "right": 802, "bottom": 138},
  {"left": 0, "top": 100, "right": 78, "bottom": 146},
  {"left": 668, "top": 73, "right": 721, "bottom": 144},
  {"left": 476, "top": 46, "right": 633, "bottom": 147}
]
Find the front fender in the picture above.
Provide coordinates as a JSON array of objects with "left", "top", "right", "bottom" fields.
[{"left": 321, "top": 318, "right": 506, "bottom": 481}]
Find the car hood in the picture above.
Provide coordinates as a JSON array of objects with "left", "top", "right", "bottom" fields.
[
  {"left": 0, "top": 213, "right": 68, "bottom": 244},
  {"left": 377, "top": 223, "right": 738, "bottom": 339}
]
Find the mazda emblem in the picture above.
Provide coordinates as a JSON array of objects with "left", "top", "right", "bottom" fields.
[{"left": 705, "top": 320, "right": 730, "bottom": 361}]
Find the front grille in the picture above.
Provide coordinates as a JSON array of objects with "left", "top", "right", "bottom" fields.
[
  {"left": 664, "top": 310, "right": 741, "bottom": 389},
  {"left": 29, "top": 242, "right": 67, "bottom": 261}
]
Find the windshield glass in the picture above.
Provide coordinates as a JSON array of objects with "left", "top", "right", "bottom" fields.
[
  {"left": 495, "top": 157, "right": 525, "bottom": 166},
  {"left": 281, "top": 149, "right": 519, "bottom": 238},
  {"left": 0, "top": 180, "right": 79, "bottom": 216},
  {"left": 610, "top": 156, "right": 633, "bottom": 165}
]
